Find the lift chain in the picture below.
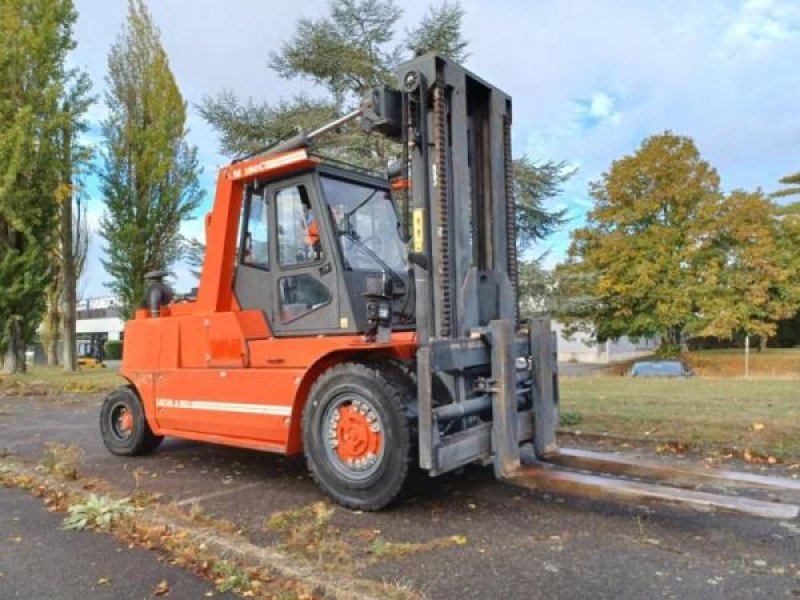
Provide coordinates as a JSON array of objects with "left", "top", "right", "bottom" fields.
[
  {"left": 433, "top": 81, "right": 452, "bottom": 337},
  {"left": 503, "top": 114, "right": 519, "bottom": 324}
]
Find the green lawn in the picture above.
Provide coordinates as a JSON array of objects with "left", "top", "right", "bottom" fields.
[
  {"left": 0, "top": 366, "right": 123, "bottom": 394},
  {"left": 560, "top": 376, "right": 800, "bottom": 460}
]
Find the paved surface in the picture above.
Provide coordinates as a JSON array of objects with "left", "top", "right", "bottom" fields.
[
  {"left": 1, "top": 392, "right": 799, "bottom": 599},
  {"left": 0, "top": 486, "right": 232, "bottom": 600}
]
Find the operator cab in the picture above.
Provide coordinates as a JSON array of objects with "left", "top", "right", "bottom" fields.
[{"left": 233, "top": 162, "right": 412, "bottom": 338}]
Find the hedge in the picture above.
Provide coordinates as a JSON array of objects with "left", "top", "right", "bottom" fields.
[{"left": 104, "top": 340, "right": 123, "bottom": 360}]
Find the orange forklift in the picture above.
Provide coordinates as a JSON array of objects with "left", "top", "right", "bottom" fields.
[{"left": 101, "top": 54, "right": 800, "bottom": 517}]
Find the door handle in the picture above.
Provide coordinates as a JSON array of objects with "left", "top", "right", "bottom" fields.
[{"left": 319, "top": 263, "right": 332, "bottom": 276}]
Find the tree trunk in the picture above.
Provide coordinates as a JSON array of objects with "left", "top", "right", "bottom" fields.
[
  {"left": 46, "top": 330, "right": 60, "bottom": 366},
  {"left": 45, "top": 292, "right": 61, "bottom": 366},
  {"left": 61, "top": 117, "right": 77, "bottom": 372},
  {"left": 2, "top": 320, "right": 25, "bottom": 374}
]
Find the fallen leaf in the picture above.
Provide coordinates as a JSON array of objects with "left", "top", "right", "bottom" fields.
[
  {"left": 645, "top": 538, "right": 661, "bottom": 546},
  {"left": 751, "top": 422, "right": 765, "bottom": 432},
  {"left": 450, "top": 534, "right": 467, "bottom": 545},
  {"left": 6, "top": 536, "right": 22, "bottom": 543},
  {"left": 153, "top": 580, "right": 170, "bottom": 596},
  {"left": 97, "top": 577, "right": 111, "bottom": 586}
]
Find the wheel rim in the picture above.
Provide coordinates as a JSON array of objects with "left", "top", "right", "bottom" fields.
[
  {"left": 321, "top": 393, "right": 385, "bottom": 481},
  {"left": 110, "top": 403, "right": 134, "bottom": 441}
]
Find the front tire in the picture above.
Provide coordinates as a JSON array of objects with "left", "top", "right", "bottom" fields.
[
  {"left": 302, "top": 362, "right": 413, "bottom": 510},
  {"left": 100, "top": 385, "right": 163, "bottom": 456}
]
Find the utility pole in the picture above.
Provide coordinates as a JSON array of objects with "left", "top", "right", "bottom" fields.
[{"left": 744, "top": 334, "right": 750, "bottom": 379}]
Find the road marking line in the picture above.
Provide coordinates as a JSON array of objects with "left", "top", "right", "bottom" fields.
[
  {"left": 175, "top": 482, "right": 262, "bottom": 507},
  {"left": 156, "top": 398, "right": 292, "bottom": 417}
]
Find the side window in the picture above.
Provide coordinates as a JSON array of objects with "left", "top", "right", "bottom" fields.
[
  {"left": 278, "top": 274, "right": 332, "bottom": 323},
  {"left": 243, "top": 190, "right": 269, "bottom": 268},
  {"left": 277, "top": 185, "right": 322, "bottom": 266}
]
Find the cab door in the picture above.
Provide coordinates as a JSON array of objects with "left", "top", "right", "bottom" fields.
[
  {"left": 234, "top": 175, "right": 340, "bottom": 335},
  {"left": 270, "top": 176, "right": 340, "bottom": 335}
]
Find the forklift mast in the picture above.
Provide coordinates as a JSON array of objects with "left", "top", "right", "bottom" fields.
[{"left": 372, "top": 55, "right": 557, "bottom": 477}]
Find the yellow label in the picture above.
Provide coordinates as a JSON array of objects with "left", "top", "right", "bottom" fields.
[
  {"left": 412, "top": 208, "right": 425, "bottom": 253},
  {"left": 339, "top": 317, "right": 349, "bottom": 329}
]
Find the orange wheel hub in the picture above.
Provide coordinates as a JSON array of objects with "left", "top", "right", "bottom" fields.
[
  {"left": 334, "top": 403, "right": 382, "bottom": 463},
  {"left": 118, "top": 408, "right": 133, "bottom": 435}
]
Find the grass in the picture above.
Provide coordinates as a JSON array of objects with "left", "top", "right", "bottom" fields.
[
  {"left": 0, "top": 365, "right": 123, "bottom": 394},
  {"left": 605, "top": 348, "right": 800, "bottom": 378},
  {"left": 41, "top": 442, "right": 84, "bottom": 480},
  {"left": 559, "top": 376, "right": 800, "bottom": 460},
  {"left": 684, "top": 348, "right": 800, "bottom": 378},
  {"left": 264, "top": 501, "right": 466, "bottom": 569}
]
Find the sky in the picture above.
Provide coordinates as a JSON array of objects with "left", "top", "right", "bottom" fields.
[{"left": 71, "top": 0, "right": 800, "bottom": 298}]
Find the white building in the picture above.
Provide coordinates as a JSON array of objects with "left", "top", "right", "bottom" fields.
[
  {"left": 77, "top": 296, "right": 125, "bottom": 341},
  {"left": 553, "top": 321, "right": 658, "bottom": 364},
  {"left": 73, "top": 296, "right": 125, "bottom": 359}
]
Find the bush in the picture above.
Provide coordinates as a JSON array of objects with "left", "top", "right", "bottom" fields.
[{"left": 104, "top": 340, "right": 123, "bottom": 360}]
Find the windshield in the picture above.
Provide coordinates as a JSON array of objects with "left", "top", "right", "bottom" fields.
[{"left": 321, "top": 176, "right": 407, "bottom": 272}]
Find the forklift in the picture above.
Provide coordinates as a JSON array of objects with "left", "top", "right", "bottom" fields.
[{"left": 101, "top": 54, "right": 800, "bottom": 517}]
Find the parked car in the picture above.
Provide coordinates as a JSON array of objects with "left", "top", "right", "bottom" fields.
[{"left": 628, "top": 360, "right": 693, "bottom": 378}]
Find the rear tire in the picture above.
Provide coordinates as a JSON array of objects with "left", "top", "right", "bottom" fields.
[
  {"left": 100, "top": 385, "right": 163, "bottom": 456},
  {"left": 302, "top": 362, "right": 413, "bottom": 510}
]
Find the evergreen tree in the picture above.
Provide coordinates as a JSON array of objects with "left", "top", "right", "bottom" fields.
[
  {"left": 773, "top": 170, "right": 800, "bottom": 198},
  {"left": 0, "top": 0, "right": 78, "bottom": 373},
  {"left": 406, "top": 1, "right": 469, "bottom": 62},
  {"left": 100, "top": 0, "right": 203, "bottom": 318},
  {"left": 200, "top": 0, "right": 569, "bottom": 259}
]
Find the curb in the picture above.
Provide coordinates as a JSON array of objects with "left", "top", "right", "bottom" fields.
[{"left": 0, "top": 459, "right": 419, "bottom": 600}]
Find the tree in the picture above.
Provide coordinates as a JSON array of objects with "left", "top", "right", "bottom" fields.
[
  {"left": 406, "top": 1, "right": 469, "bottom": 62},
  {"left": 513, "top": 157, "right": 571, "bottom": 252},
  {"left": 0, "top": 0, "right": 79, "bottom": 373},
  {"left": 518, "top": 259, "right": 553, "bottom": 319},
  {"left": 100, "top": 0, "right": 203, "bottom": 318},
  {"left": 59, "top": 73, "right": 93, "bottom": 371},
  {"left": 559, "top": 132, "right": 723, "bottom": 350},
  {"left": 270, "top": 0, "right": 403, "bottom": 104},
  {"left": 42, "top": 195, "right": 90, "bottom": 367},
  {"left": 773, "top": 170, "right": 800, "bottom": 198},
  {"left": 698, "top": 190, "right": 798, "bottom": 347},
  {"left": 181, "top": 235, "right": 205, "bottom": 281},
  {"left": 41, "top": 71, "right": 93, "bottom": 369},
  {"left": 200, "top": 0, "right": 569, "bottom": 257}
]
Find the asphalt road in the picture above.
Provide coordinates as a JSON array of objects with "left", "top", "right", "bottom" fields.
[
  {"left": 0, "top": 486, "right": 232, "bottom": 600},
  {"left": 1, "top": 391, "right": 799, "bottom": 599}
]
